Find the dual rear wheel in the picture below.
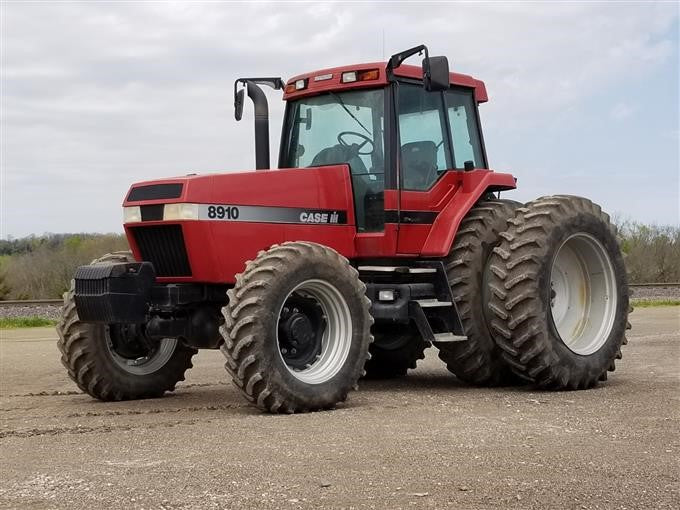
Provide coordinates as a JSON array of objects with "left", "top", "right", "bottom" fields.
[
  {"left": 486, "top": 196, "right": 630, "bottom": 388},
  {"left": 360, "top": 196, "right": 629, "bottom": 391}
]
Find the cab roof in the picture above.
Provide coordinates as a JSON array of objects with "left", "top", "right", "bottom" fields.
[{"left": 283, "top": 62, "right": 488, "bottom": 103}]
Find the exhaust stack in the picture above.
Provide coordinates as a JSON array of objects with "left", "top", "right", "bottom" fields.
[{"left": 234, "top": 78, "right": 284, "bottom": 170}]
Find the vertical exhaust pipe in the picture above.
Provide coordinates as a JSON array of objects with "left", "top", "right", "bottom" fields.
[
  {"left": 247, "top": 83, "right": 270, "bottom": 170},
  {"left": 234, "top": 78, "right": 285, "bottom": 171}
]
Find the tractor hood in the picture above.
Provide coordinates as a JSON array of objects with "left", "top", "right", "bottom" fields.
[{"left": 122, "top": 165, "right": 356, "bottom": 225}]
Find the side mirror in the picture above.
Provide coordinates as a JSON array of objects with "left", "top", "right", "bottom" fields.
[
  {"left": 423, "top": 56, "right": 450, "bottom": 92},
  {"left": 234, "top": 89, "right": 245, "bottom": 121}
]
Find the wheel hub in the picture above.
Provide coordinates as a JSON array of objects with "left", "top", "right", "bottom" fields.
[
  {"left": 276, "top": 279, "right": 352, "bottom": 384},
  {"left": 105, "top": 324, "right": 177, "bottom": 375},
  {"left": 277, "top": 297, "right": 326, "bottom": 370},
  {"left": 288, "top": 314, "right": 315, "bottom": 346}
]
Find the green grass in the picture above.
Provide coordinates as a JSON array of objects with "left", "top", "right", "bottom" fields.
[
  {"left": 0, "top": 317, "right": 58, "bottom": 329},
  {"left": 631, "top": 299, "right": 680, "bottom": 308},
  {"left": 0, "top": 299, "right": 675, "bottom": 329}
]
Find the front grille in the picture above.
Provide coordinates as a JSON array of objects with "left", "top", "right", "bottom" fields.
[{"left": 131, "top": 225, "right": 192, "bottom": 277}]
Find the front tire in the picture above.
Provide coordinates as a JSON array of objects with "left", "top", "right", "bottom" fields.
[
  {"left": 56, "top": 252, "right": 197, "bottom": 401},
  {"left": 486, "top": 196, "right": 630, "bottom": 389},
  {"left": 221, "top": 242, "right": 373, "bottom": 413}
]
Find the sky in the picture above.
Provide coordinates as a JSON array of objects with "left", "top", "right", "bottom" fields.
[{"left": 1, "top": 1, "right": 678, "bottom": 238}]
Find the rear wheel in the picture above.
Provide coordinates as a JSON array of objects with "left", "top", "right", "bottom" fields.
[
  {"left": 363, "top": 322, "right": 429, "bottom": 379},
  {"left": 437, "top": 199, "right": 521, "bottom": 385},
  {"left": 221, "top": 242, "right": 373, "bottom": 413},
  {"left": 56, "top": 252, "right": 197, "bottom": 400},
  {"left": 486, "top": 196, "right": 630, "bottom": 389}
]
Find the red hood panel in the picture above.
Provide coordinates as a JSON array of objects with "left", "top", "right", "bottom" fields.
[{"left": 123, "top": 166, "right": 354, "bottom": 215}]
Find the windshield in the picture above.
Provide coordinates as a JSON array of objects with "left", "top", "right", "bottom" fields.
[{"left": 282, "top": 88, "right": 385, "bottom": 176}]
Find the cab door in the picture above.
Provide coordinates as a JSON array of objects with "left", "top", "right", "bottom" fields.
[{"left": 395, "top": 83, "right": 454, "bottom": 254}]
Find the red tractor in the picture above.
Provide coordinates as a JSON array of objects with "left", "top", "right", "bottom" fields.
[{"left": 57, "top": 45, "right": 630, "bottom": 413}]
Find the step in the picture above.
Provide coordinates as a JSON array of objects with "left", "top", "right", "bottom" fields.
[
  {"left": 358, "top": 265, "right": 437, "bottom": 274},
  {"left": 433, "top": 332, "right": 468, "bottom": 343},
  {"left": 415, "top": 299, "right": 453, "bottom": 308}
]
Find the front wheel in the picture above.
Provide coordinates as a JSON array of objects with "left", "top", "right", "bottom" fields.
[
  {"left": 486, "top": 196, "right": 630, "bottom": 389},
  {"left": 221, "top": 242, "right": 373, "bottom": 413},
  {"left": 56, "top": 252, "right": 197, "bottom": 400}
]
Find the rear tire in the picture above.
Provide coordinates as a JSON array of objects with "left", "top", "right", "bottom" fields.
[
  {"left": 56, "top": 252, "right": 197, "bottom": 400},
  {"left": 364, "top": 322, "right": 429, "bottom": 379},
  {"left": 437, "top": 200, "right": 521, "bottom": 386},
  {"left": 220, "top": 242, "right": 373, "bottom": 413},
  {"left": 486, "top": 196, "right": 629, "bottom": 389}
]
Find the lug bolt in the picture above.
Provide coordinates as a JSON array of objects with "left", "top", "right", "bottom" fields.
[
  {"left": 291, "top": 348, "right": 297, "bottom": 354},
  {"left": 293, "top": 308, "right": 299, "bottom": 314},
  {"left": 281, "top": 348, "right": 288, "bottom": 355},
  {"left": 283, "top": 307, "right": 289, "bottom": 315}
]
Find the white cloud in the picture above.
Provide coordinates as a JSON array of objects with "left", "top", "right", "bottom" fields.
[{"left": 610, "top": 102, "right": 636, "bottom": 120}]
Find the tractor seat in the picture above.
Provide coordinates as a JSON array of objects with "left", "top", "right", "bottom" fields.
[
  {"left": 310, "top": 144, "right": 368, "bottom": 174},
  {"left": 401, "top": 141, "right": 438, "bottom": 189}
]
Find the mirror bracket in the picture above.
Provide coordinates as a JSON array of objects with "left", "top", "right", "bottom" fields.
[
  {"left": 233, "top": 77, "right": 285, "bottom": 121},
  {"left": 386, "top": 44, "right": 450, "bottom": 91}
]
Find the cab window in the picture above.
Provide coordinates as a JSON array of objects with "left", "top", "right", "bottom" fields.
[
  {"left": 282, "top": 89, "right": 386, "bottom": 233},
  {"left": 445, "top": 89, "right": 485, "bottom": 168},
  {"left": 397, "top": 84, "right": 451, "bottom": 191}
]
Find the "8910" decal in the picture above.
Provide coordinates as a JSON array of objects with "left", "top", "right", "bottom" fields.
[
  {"left": 197, "top": 204, "right": 347, "bottom": 225},
  {"left": 207, "top": 205, "right": 239, "bottom": 220}
]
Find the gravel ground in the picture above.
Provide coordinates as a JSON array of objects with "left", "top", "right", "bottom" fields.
[
  {"left": 630, "top": 285, "right": 680, "bottom": 301},
  {"left": 0, "top": 304, "right": 62, "bottom": 320},
  {"left": 0, "top": 307, "right": 678, "bottom": 509},
  {"left": 0, "top": 285, "right": 678, "bottom": 321}
]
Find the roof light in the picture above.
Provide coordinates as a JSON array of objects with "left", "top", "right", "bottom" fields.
[
  {"left": 285, "top": 78, "right": 308, "bottom": 93},
  {"left": 314, "top": 73, "right": 333, "bottom": 82},
  {"left": 358, "top": 69, "right": 380, "bottom": 81},
  {"left": 342, "top": 69, "right": 380, "bottom": 84},
  {"left": 341, "top": 71, "right": 357, "bottom": 83}
]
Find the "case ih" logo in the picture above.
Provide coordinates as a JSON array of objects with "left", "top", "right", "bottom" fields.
[{"left": 299, "top": 211, "right": 340, "bottom": 224}]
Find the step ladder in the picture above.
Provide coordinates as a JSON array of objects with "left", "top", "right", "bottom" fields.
[{"left": 359, "top": 261, "right": 467, "bottom": 345}]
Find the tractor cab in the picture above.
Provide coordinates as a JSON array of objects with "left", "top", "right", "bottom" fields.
[{"left": 236, "top": 45, "right": 499, "bottom": 235}]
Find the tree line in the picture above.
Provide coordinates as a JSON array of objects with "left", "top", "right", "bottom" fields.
[{"left": 0, "top": 222, "right": 678, "bottom": 300}]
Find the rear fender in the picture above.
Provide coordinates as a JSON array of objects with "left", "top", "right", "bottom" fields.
[{"left": 420, "top": 170, "right": 516, "bottom": 257}]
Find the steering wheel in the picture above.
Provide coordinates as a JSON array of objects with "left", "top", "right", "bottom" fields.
[{"left": 337, "top": 131, "right": 374, "bottom": 156}]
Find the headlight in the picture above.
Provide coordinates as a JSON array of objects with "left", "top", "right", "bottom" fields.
[
  {"left": 123, "top": 206, "right": 141, "bottom": 223},
  {"left": 163, "top": 203, "right": 199, "bottom": 221}
]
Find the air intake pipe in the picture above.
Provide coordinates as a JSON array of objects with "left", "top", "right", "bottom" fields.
[{"left": 234, "top": 77, "right": 284, "bottom": 170}]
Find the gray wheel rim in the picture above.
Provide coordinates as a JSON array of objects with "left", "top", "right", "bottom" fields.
[
  {"left": 276, "top": 279, "right": 353, "bottom": 384},
  {"left": 550, "top": 233, "right": 617, "bottom": 355},
  {"left": 105, "top": 326, "right": 178, "bottom": 376}
]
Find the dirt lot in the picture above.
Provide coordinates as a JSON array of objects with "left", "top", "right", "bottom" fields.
[{"left": 1, "top": 307, "right": 678, "bottom": 509}]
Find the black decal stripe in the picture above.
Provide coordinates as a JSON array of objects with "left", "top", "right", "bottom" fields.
[
  {"left": 141, "top": 204, "right": 164, "bottom": 221},
  {"left": 127, "top": 183, "right": 183, "bottom": 202},
  {"left": 384, "top": 210, "right": 438, "bottom": 224},
  {"left": 198, "top": 204, "right": 349, "bottom": 225}
]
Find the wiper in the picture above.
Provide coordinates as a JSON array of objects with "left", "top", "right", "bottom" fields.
[{"left": 329, "top": 91, "right": 372, "bottom": 137}]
